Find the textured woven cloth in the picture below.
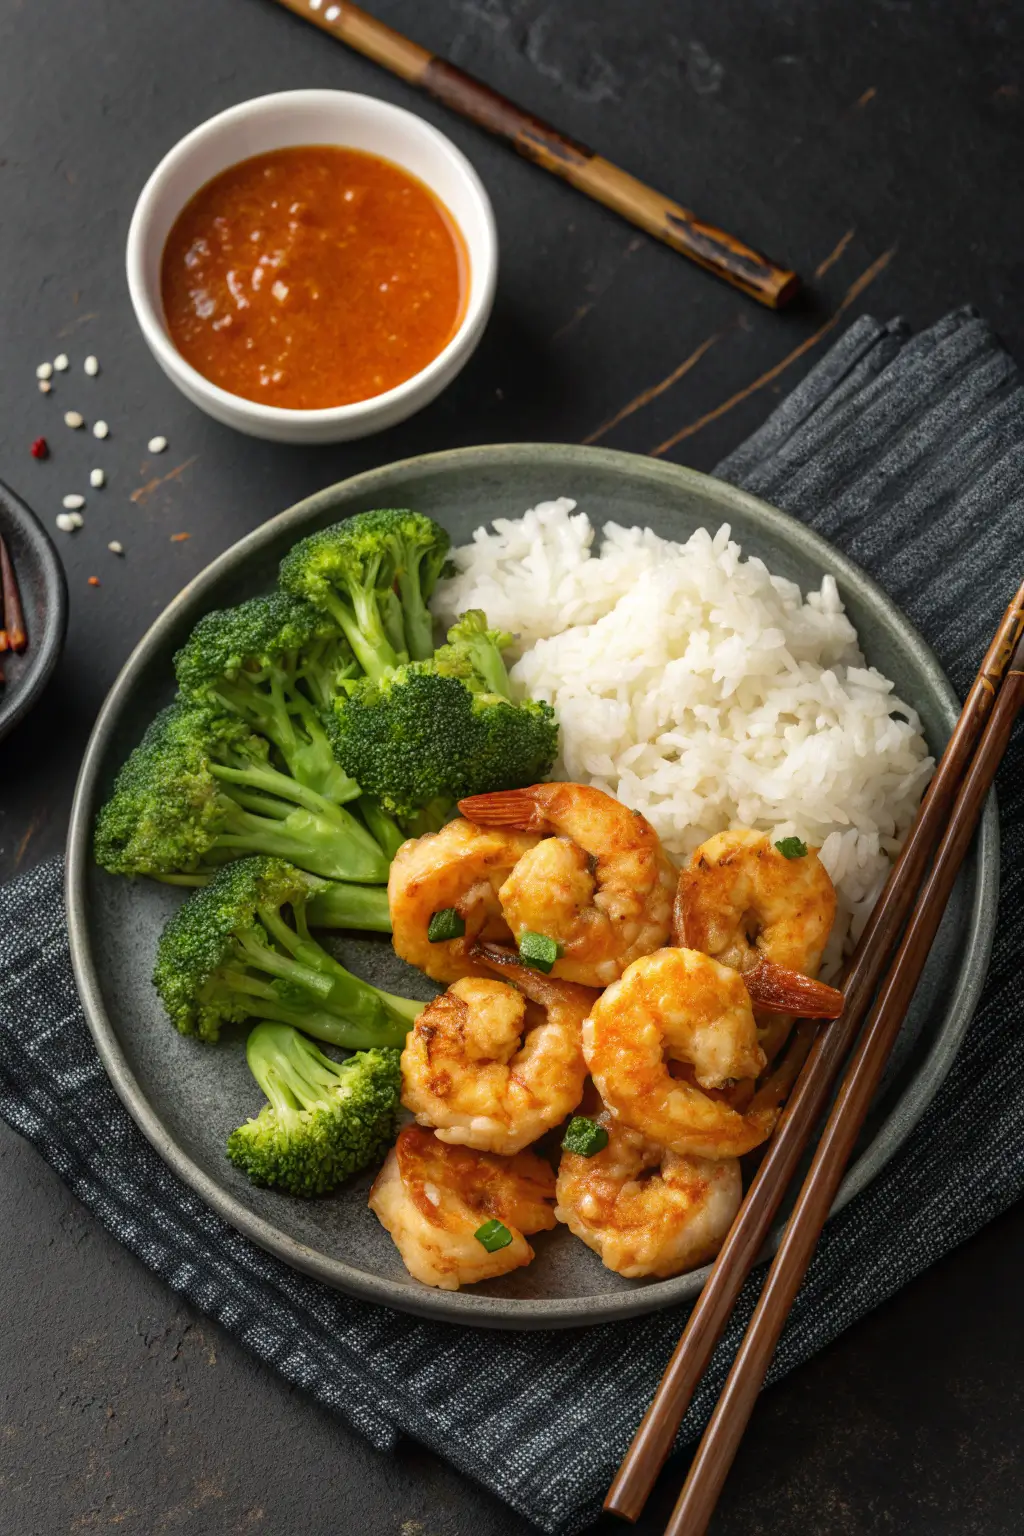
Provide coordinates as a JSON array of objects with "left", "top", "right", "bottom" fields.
[{"left": 1, "top": 308, "right": 1021, "bottom": 1534}]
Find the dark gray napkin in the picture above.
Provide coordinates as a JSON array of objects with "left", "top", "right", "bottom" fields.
[{"left": 1, "top": 308, "right": 1021, "bottom": 1535}]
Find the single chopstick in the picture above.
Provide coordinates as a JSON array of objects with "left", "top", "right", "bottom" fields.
[
  {"left": 0, "top": 536, "right": 27, "bottom": 653},
  {"left": 270, "top": 0, "right": 799, "bottom": 309},
  {"left": 606, "top": 573, "right": 1024, "bottom": 1521},
  {"left": 666, "top": 627, "right": 1024, "bottom": 1536}
]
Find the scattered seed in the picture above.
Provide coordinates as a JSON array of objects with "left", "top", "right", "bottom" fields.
[
  {"left": 56, "top": 513, "right": 77, "bottom": 533},
  {"left": 88, "top": 575, "right": 100, "bottom": 586},
  {"left": 148, "top": 435, "right": 168, "bottom": 454},
  {"left": 54, "top": 353, "right": 70, "bottom": 372},
  {"left": 93, "top": 419, "right": 109, "bottom": 439},
  {"left": 38, "top": 379, "right": 52, "bottom": 395},
  {"left": 62, "top": 493, "right": 86, "bottom": 510},
  {"left": 36, "top": 362, "right": 53, "bottom": 380},
  {"left": 84, "top": 355, "right": 100, "bottom": 377},
  {"left": 64, "top": 410, "right": 84, "bottom": 429},
  {"left": 89, "top": 467, "right": 106, "bottom": 488},
  {"left": 170, "top": 532, "right": 190, "bottom": 542},
  {"left": 31, "top": 437, "right": 48, "bottom": 460},
  {"left": 107, "top": 540, "right": 124, "bottom": 555},
  {"left": 69, "top": 511, "right": 84, "bottom": 528}
]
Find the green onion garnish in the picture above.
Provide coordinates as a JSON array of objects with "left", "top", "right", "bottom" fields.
[
  {"left": 427, "top": 907, "right": 466, "bottom": 943},
  {"left": 775, "top": 836, "right": 808, "bottom": 860},
  {"left": 474, "top": 1218, "right": 513, "bottom": 1253},
  {"left": 561, "top": 1116, "right": 609, "bottom": 1157},
  {"left": 517, "top": 931, "right": 562, "bottom": 973}
]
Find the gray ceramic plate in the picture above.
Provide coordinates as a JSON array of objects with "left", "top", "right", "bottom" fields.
[{"left": 66, "top": 445, "right": 998, "bottom": 1329}]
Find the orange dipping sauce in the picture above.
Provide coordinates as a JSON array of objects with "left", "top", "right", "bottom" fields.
[{"left": 160, "top": 146, "right": 468, "bottom": 411}]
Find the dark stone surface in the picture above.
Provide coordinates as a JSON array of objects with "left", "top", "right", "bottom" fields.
[{"left": 1, "top": 0, "right": 1022, "bottom": 1531}]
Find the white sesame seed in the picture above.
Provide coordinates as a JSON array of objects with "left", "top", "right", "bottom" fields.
[
  {"left": 69, "top": 511, "right": 84, "bottom": 528},
  {"left": 90, "top": 468, "right": 106, "bottom": 488},
  {"left": 38, "top": 379, "right": 52, "bottom": 395},
  {"left": 309, "top": 0, "right": 322, "bottom": 8},
  {"left": 93, "top": 420, "right": 109, "bottom": 439},
  {"left": 325, "top": 3, "right": 340, "bottom": 17},
  {"left": 148, "top": 435, "right": 168, "bottom": 454},
  {"left": 64, "top": 410, "right": 84, "bottom": 429},
  {"left": 56, "top": 513, "right": 76, "bottom": 533},
  {"left": 107, "top": 540, "right": 124, "bottom": 555},
  {"left": 84, "top": 355, "right": 99, "bottom": 377},
  {"left": 62, "top": 493, "right": 86, "bottom": 510},
  {"left": 36, "top": 362, "right": 53, "bottom": 380},
  {"left": 54, "top": 353, "right": 69, "bottom": 372}
]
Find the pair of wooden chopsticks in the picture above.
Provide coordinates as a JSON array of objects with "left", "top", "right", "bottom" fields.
[
  {"left": 607, "top": 574, "right": 1024, "bottom": 1534},
  {"left": 270, "top": 0, "right": 799, "bottom": 309}
]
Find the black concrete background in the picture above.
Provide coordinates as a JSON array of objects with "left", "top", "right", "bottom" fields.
[{"left": 1, "top": 1, "right": 1022, "bottom": 1532}]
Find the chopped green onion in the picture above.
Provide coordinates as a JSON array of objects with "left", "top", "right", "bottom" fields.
[
  {"left": 474, "top": 1218, "right": 513, "bottom": 1253},
  {"left": 562, "top": 1116, "right": 609, "bottom": 1157},
  {"left": 517, "top": 930, "right": 562, "bottom": 973},
  {"left": 427, "top": 907, "right": 466, "bottom": 943},
  {"left": 775, "top": 836, "right": 808, "bottom": 860}
]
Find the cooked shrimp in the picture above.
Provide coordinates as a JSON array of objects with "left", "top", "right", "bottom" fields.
[
  {"left": 556, "top": 1101, "right": 741, "bottom": 1279},
  {"left": 458, "top": 783, "right": 677, "bottom": 987},
  {"left": 388, "top": 818, "right": 541, "bottom": 983},
  {"left": 674, "top": 828, "right": 841, "bottom": 1064},
  {"left": 369, "top": 1125, "right": 556, "bottom": 1290},
  {"left": 583, "top": 947, "right": 778, "bottom": 1158},
  {"left": 402, "top": 948, "right": 595, "bottom": 1155}
]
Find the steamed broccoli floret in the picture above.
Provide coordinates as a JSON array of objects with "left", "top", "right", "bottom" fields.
[
  {"left": 152, "top": 856, "right": 420, "bottom": 1045},
  {"left": 93, "top": 701, "right": 390, "bottom": 885},
  {"left": 226, "top": 1024, "right": 400, "bottom": 1196},
  {"left": 174, "top": 592, "right": 360, "bottom": 802},
  {"left": 323, "top": 611, "right": 558, "bottom": 820},
  {"left": 279, "top": 509, "right": 450, "bottom": 679}
]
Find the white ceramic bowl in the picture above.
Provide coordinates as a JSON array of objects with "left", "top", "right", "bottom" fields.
[{"left": 126, "top": 90, "right": 498, "bottom": 444}]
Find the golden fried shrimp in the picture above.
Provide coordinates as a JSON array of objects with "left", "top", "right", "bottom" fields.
[
  {"left": 388, "top": 818, "right": 541, "bottom": 983},
  {"left": 458, "top": 783, "right": 677, "bottom": 987},
  {"left": 401, "top": 950, "right": 595, "bottom": 1155},
  {"left": 675, "top": 828, "right": 841, "bottom": 1065},
  {"left": 555, "top": 1103, "right": 741, "bottom": 1279},
  {"left": 369, "top": 1125, "right": 556, "bottom": 1290},
  {"left": 583, "top": 947, "right": 777, "bottom": 1158}
]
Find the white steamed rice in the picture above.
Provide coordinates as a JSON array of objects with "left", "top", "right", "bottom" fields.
[{"left": 433, "top": 498, "right": 933, "bottom": 975}]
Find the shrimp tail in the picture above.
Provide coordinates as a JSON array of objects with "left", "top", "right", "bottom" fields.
[
  {"left": 472, "top": 940, "right": 600, "bottom": 1009},
  {"left": 458, "top": 788, "right": 551, "bottom": 833},
  {"left": 744, "top": 957, "right": 844, "bottom": 1019}
]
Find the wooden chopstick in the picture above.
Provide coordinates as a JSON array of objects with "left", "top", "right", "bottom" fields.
[
  {"left": 270, "top": 0, "right": 799, "bottom": 309},
  {"left": 665, "top": 626, "right": 1024, "bottom": 1536},
  {"left": 0, "top": 536, "right": 27, "bottom": 655},
  {"left": 606, "top": 574, "right": 1024, "bottom": 1521}
]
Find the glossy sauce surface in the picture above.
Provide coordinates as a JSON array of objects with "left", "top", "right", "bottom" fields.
[{"left": 161, "top": 146, "right": 468, "bottom": 411}]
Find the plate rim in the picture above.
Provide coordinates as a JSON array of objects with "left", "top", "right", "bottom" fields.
[{"left": 65, "top": 442, "right": 999, "bottom": 1329}]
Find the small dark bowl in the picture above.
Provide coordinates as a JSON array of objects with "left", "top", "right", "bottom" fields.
[{"left": 0, "top": 479, "right": 68, "bottom": 742}]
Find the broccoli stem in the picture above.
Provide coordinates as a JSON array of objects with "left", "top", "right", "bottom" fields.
[
  {"left": 395, "top": 557, "right": 436, "bottom": 661},
  {"left": 213, "top": 804, "right": 389, "bottom": 884},
  {"left": 357, "top": 796, "right": 407, "bottom": 861},
  {"left": 306, "top": 883, "right": 392, "bottom": 933},
  {"left": 318, "top": 589, "right": 405, "bottom": 683},
  {"left": 214, "top": 674, "right": 358, "bottom": 804}
]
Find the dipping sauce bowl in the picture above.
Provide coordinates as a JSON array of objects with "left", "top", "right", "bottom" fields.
[{"left": 126, "top": 91, "right": 497, "bottom": 444}]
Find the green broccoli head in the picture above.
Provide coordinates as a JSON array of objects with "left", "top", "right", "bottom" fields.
[
  {"left": 93, "top": 700, "right": 390, "bottom": 885},
  {"left": 173, "top": 592, "right": 360, "bottom": 801},
  {"left": 93, "top": 702, "right": 265, "bottom": 879},
  {"left": 152, "top": 855, "right": 420, "bottom": 1045},
  {"left": 279, "top": 509, "right": 450, "bottom": 679},
  {"left": 153, "top": 856, "right": 326, "bottom": 1041},
  {"left": 324, "top": 660, "right": 558, "bottom": 822},
  {"left": 432, "top": 608, "right": 515, "bottom": 698},
  {"left": 226, "top": 1023, "right": 400, "bottom": 1196}
]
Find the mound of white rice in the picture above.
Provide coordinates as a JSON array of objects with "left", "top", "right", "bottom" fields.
[{"left": 433, "top": 498, "right": 933, "bottom": 974}]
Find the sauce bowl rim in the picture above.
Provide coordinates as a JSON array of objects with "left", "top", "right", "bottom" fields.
[{"left": 125, "top": 88, "right": 498, "bottom": 430}]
